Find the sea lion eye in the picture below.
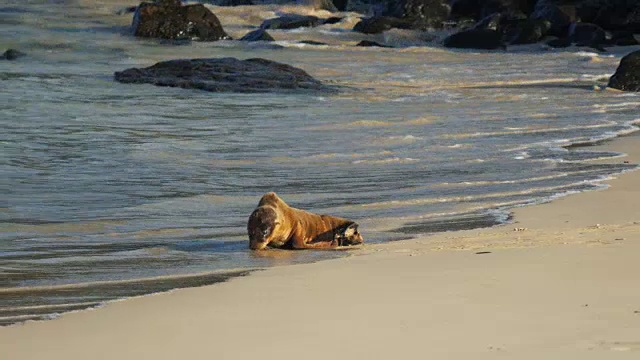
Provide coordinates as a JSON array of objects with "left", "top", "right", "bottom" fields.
[{"left": 262, "top": 229, "right": 270, "bottom": 236}]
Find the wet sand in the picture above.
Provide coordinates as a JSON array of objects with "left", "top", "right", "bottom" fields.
[{"left": 2, "top": 133, "right": 639, "bottom": 358}]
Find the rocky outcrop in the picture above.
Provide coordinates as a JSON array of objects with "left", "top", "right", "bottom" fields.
[
  {"left": 450, "top": 0, "right": 537, "bottom": 21},
  {"left": 530, "top": 0, "right": 572, "bottom": 37},
  {"left": 356, "top": 40, "right": 391, "bottom": 47},
  {"left": 217, "top": 0, "right": 254, "bottom": 5},
  {"left": 301, "top": 0, "right": 338, "bottom": 12},
  {"left": 1, "top": 49, "right": 26, "bottom": 60},
  {"left": 352, "top": 16, "right": 414, "bottom": 34},
  {"left": 577, "top": 0, "right": 640, "bottom": 33},
  {"left": 132, "top": 0, "right": 230, "bottom": 41},
  {"left": 114, "top": 57, "right": 329, "bottom": 93},
  {"left": 382, "top": 0, "right": 451, "bottom": 29},
  {"left": 608, "top": 50, "right": 640, "bottom": 92},
  {"left": 239, "top": 29, "right": 275, "bottom": 41},
  {"left": 443, "top": 28, "right": 505, "bottom": 49},
  {"left": 569, "top": 22, "right": 605, "bottom": 48},
  {"left": 260, "top": 15, "right": 321, "bottom": 30},
  {"left": 607, "top": 31, "right": 639, "bottom": 47}
]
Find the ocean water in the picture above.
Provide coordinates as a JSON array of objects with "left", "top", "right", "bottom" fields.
[{"left": 1, "top": 0, "right": 639, "bottom": 325}]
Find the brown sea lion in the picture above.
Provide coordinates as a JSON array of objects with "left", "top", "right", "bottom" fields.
[{"left": 247, "top": 192, "right": 364, "bottom": 250}]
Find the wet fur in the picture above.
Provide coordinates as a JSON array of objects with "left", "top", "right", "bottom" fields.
[{"left": 247, "top": 192, "right": 363, "bottom": 250}]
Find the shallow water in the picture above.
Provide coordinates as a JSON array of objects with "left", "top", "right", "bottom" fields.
[{"left": 1, "top": 0, "right": 639, "bottom": 325}]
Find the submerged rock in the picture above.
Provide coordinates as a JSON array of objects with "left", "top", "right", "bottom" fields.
[
  {"left": 352, "top": 16, "right": 414, "bottom": 34},
  {"left": 608, "top": 50, "right": 640, "bottom": 92},
  {"left": 1, "top": 49, "right": 26, "bottom": 60},
  {"left": 356, "top": 40, "right": 391, "bottom": 47},
  {"left": 239, "top": 29, "right": 275, "bottom": 41},
  {"left": 114, "top": 57, "right": 329, "bottom": 93},
  {"left": 217, "top": 0, "right": 254, "bottom": 5},
  {"left": 132, "top": 0, "right": 230, "bottom": 41},
  {"left": 260, "top": 15, "right": 321, "bottom": 30},
  {"left": 443, "top": 28, "right": 505, "bottom": 49}
]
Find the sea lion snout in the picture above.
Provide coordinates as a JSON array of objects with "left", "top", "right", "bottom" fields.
[{"left": 247, "top": 206, "right": 278, "bottom": 250}]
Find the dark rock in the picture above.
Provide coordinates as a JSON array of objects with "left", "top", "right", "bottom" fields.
[
  {"left": 352, "top": 16, "right": 415, "bottom": 34},
  {"left": 608, "top": 50, "right": 640, "bottom": 91},
  {"left": 322, "top": 16, "right": 344, "bottom": 25},
  {"left": 546, "top": 37, "right": 571, "bottom": 48},
  {"left": 569, "top": 22, "right": 605, "bottom": 47},
  {"left": 449, "top": 0, "right": 482, "bottom": 20},
  {"left": 477, "top": 0, "right": 531, "bottom": 19},
  {"left": 114, "top": 57, "right": 329, "bottom": 93},
  {"left": 356, "top": 40, "right": 391, "bottom": 47},
  {"left": 577, "top": 0, "right": 640, "bottom": 33},
  {"left": 530, "top": 0, "right": 571, "bottom": 37},
  {"left": 503, "top": 18, "right": 550, "bottom": 44},
  {"left": 1, "top": 49, "right": 26, "bottom": 60},
  {"left": 472, "top": 12, "right": 504, "bottom": 31},
  {"left": 260, "top": 15, "right": 321, "bottom": 30},
  {"left": 132, "top": 0, "right": 230, "bottom": 41},
  {"left": 239, "top": 29, "right": 275, "bottom": 41},
  {"left": 606, "top": 31, "right": 640, "bottom": 47},
  {"left": 443, "top": 28, "right": 505, "bottom": 49},
  {"left": 382, "top": 0, "right": 450, "bottom": 29},
  {"left": 298, "top": 40, "right": 328, "bottom": 45},
  {"left": 332, "top": 0, "right": 349, "bottom": 11},
  {"left": 449, "top": 0, "right": 536, "bottom": 21},
  {"left": 217, "top": 0, "right": 253, "bottom": 5},
  {"left": 303, "top": 0, "right": 338, "bottom": 12}
]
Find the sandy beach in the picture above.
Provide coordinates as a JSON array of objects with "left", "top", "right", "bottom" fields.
[{"left": 2, "top": 132, "right": 639, "bottom": 359}]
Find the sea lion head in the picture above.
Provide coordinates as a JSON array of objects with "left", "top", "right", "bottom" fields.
[
  {"left": 247, "top": 206, "right": 279, "bottom": 250},
  {"left": 335, "top": 222, "right": 364, "bottom": 246}
]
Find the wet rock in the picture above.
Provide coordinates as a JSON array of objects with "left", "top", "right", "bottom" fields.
[
  {"left": 260, "top": 15, "right": 321, "bottom": 30},
  {"left": 546, "top": 22, "right": 607, "bottom": 51},
  {"left": 382, "top": 0, "right": 450, "bottom": 29},
  {"left": 569, "top": 22, "right": 605, "bottom": 48},
  {"left": 450, "top": 0, "right": 536, "bottom": 21},
  {"left": 443, "top": 28, "right": 505, "bottom": 49},
  {"left": 608, "top": 50, "right": 640, "bottom": 92},
  {"left": 298, "top": 40, "right": 328, "bottom": 45},
  {"left": 577, "top": 0, "right": 640, "bottom": 33},
  {"left": 546, "top": 36, "right": 571, "bottom": 48},
  {"left": 1, "top": 49, "right": 26, "bottom": 60},
  {"left": 114, "top": 57, "right": 329, "bottom": 93},
  {"left": 217, "top": 0, "right": 254, "bottom": 5},
  {"left": 356, "top": 40, "right": 391, "bottom": 47},
  {"left": 503, "top": 18, "right": 550, "bottom": 45},
  {"left": 301, "top": 0, "right": 338, "bottom": 12},
  {"left": 323, "top": 16, "right": 344, "bottom": 25},
  {"left": 132, "top": 0, "right": 230, "bottom": 41},
  {"left": 606, "top": 31, "right": 640, "bottom": 47},
  {"left": 332, "top": 0, "right": 349, "bottom": 11},
  {"left": 239, "top": 29, "right": 274, "bottom": 41},
  {"left": 530, "top": 0, "right": 571, "bottom": 37},
  {"left": 473, "top": 12, "right": 505, "bottom": 31},
  {"left": 352, "top": 16, "right": 414, "bottom": 34}
]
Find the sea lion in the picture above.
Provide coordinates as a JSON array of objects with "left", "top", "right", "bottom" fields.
[{"left": 247, "top": 192, "right": 364, "bottom": 250}]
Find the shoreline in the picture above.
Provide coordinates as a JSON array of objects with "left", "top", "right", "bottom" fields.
[{"left": 2, "top": 133, "right": 640, "bottom": 358}]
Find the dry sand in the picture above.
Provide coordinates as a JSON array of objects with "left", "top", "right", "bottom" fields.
[{"left": 2, "top": 134, "right": 640, "bottom": 359}]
